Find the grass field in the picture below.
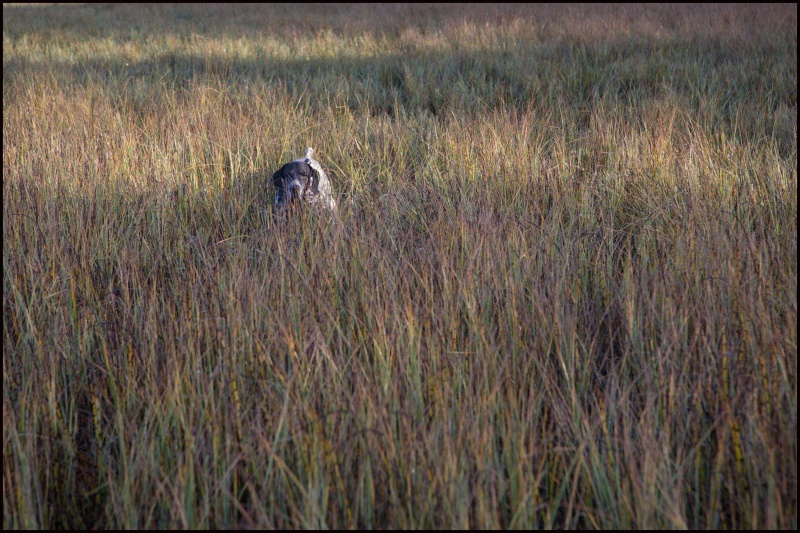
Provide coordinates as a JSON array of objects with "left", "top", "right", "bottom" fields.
[{"left": 3, "top": 3, "right": 797, "bottom": 529}]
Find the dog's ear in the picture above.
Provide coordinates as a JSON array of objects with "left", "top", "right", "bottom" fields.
[
  {"left": 305, "top": 160, "right": 320, "bottom": 195},
  {"left": 272, "top": 166, "right": 286, "bottom": 204},
  {"left": 272, "top": 165, "right": 286, "bottom": 187}
]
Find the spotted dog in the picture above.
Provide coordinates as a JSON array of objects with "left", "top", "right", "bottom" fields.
[{"left": 272, "top": 148, "right": 337, "bottom": 213}]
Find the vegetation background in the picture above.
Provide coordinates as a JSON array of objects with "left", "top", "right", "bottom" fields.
[{"left": 3, "top": 3, "right": 797, "bottom": 529}]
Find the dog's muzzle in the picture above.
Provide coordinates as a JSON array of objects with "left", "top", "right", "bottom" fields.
[{"left": 287, "top": 180, "right": 303, "bottom": 202}]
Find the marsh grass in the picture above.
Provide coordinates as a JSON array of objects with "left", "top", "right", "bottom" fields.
[{"left": 3, "top": 3, "right": 797, "bottom": 529}]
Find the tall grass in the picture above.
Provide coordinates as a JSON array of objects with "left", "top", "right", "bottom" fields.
[{"left": 3, "top": 3, "right": 797, "bottom": 528}]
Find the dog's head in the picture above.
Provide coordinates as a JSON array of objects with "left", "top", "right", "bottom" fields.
[{"left": 272, "top": 159, "right": 320, "bottom": 208}]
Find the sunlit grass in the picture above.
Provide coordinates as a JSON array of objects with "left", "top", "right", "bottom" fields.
[{"left": 3, "top": 3, "right": 797, "bottom": 529}]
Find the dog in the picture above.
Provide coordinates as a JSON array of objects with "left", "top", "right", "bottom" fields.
[{"left": 272, "top": 148, "right": 337, "bottom": 212}]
